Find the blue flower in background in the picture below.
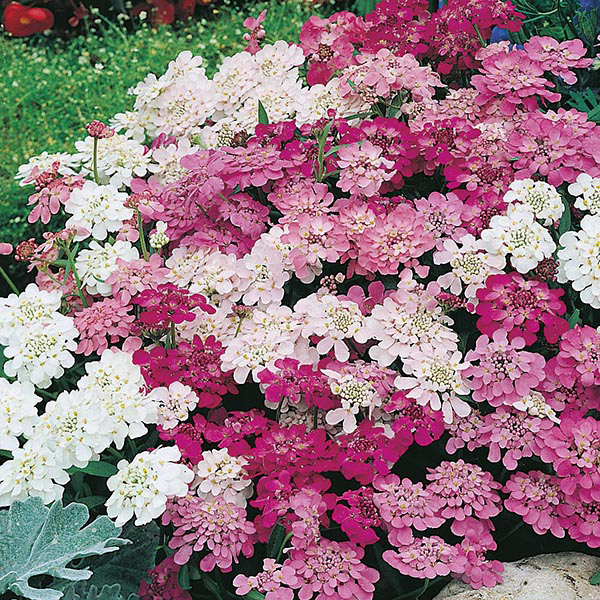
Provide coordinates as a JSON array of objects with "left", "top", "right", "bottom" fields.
[{"left": 578, "top": 0, "right": 600, "bottom": 11}]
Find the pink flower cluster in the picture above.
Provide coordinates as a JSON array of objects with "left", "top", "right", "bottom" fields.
[{"left": 9, "top": 1, "right": 600, "bottom": 599}]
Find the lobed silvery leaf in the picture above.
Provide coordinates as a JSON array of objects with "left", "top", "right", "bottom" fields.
[{"left": 0, "top": 496, "right": 128, "bottom": 600}]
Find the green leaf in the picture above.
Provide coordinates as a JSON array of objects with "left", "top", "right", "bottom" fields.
[
  {"left": 201, "top": 574, "right": 224, "bottom": 600},
  {"left": 0, "top": 496, "right": 127, "bottom": 600},
  {"left": 245, "top": 592, "right": 266, "bottom": 600},
  {"left": 568, "top": 88, "right": 600, "bottom": 123},
  {"left": 258, "top": 100, "right": 269, "bottom": 125},
  {"left": 591, "top": 569, "right": 600, "bottom": 585},
  {"left": 568, "top": 309, "right": 580, "bottom": 329},
  {"left": 77, "top": 496, "right": 107, "bottom": 510},
  {"left": 352, "top": 0, "right": 378, "bottom": 16},
  {"left": 67, "top": 461, "right": 118, "bottom": 478},
  {"left": 178, "top": 563, "right": 191, "bottom": 590},
  {"left": 266, "top": 523, "right": 286, "bottom": 558},
  {"left": 558, "top": 197, "right": 572, "bottom": 237}
]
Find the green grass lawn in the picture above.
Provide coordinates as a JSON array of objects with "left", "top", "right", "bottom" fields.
[{"left": 0, "top": 0, "right": 330, "bottom": 261}]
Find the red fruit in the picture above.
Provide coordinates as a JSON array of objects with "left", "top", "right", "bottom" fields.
[{"left": 3, "top": 2, "right": 54, "bottom": 37}]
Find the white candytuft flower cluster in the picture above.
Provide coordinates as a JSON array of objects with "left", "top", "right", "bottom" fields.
[
  {"left": 194, "top": 448, "right": 253, "bottom": 507},
  {"left": 480, "top": 204, "right": 556, "bottom": 274},
  {"left": 0, "top": 441, "right": 69, "bottom": 506},
  {"left": 65, "top": 180, "right": 133, "bottom": 241},
  {"left": 503, "top": 178, "right": 564, "bottom": 226},
  {"left": 558, "top": 214, "right": 600, "bottom": 308},
  {"left": 75, "top": 240, "right": 139, "bottom": 296},
  {"left": 0, "top": 284, "right": 78, "bottom": 389},
  {"left": 568, "top": 173, "right": 600, "bottom": 215},
  {"left": 0, "top": 380, "right": 41, "bottom": 451},
  {"left": 106, "top": 446, "right": 194, "bottom": 526},
  {"left": 151, "top": 381, "right": 199, "bottom": 430}
]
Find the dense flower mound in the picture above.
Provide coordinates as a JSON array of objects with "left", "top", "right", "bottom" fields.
[{"left": 3, "top": 1, "right": 600, "bottom": 599}]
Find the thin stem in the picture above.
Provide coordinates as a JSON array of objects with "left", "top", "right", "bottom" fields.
[
  {"left": 275, "top": 532, "right": 293, "bottom": 563},
  {"left": 169, "top": 322, "right": 177, "bottom": 349},
  {"left": 138, "top": 211, "right": 149, "bottom": 260},
  {"left": 498, "top": 520, "right": 525, "bottom": 543},
  {"left": 92, "top": 138, "right": 100, "bottom": 184},
  {"left": 63, "top": 246, "right": 88, "bottom": 308},
  {"left": 473, "top": 23, "right": 486, "bottom": 47},
  {"left": 0, "top": 265, "right": 19, "bottom": 294}
]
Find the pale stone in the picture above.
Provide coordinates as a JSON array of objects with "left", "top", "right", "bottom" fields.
[{"left": 433, "top": 553, "right": 600, "bottom": 600}]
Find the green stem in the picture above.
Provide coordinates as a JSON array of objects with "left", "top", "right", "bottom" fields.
[
  {"left": 138, "top": 212, "right": 149, "bottom": 260},
  {"left": 473, "top": 23, "right": 486, "bottom": 47},
  {"left": 275, "top": 397, "right": 284, "bottom": 423},
  {"left": 170, "top": 321, "right": 177, "bottom": 349},
  {"left": 0, "top": 265, "right": 19, "bottom": 294},
  {"left": 275, "top": 532, "right": 293, "bottom": 563},
  {"left": 92, "top": 138, "right": 100, "bottom": 184},
  {"left": 498, "top": 520, "right": 525, "bottom": 542},
  {"left": 63, "top": 246, "right": 88, "bottom": 308}
]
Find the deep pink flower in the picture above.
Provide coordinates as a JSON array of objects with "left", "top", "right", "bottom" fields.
[
  {"left": 203, "top": 409, "right": 271, "bottom": 448},
  {"left": 250, "top": 425, "right": 340, "bottom": 478},
  {"left": 138, "top": 556, "right": 192, "bottom": 600},
  {"left": 475, "top": 273, "right": 566, "bottom": 345},
  {"left": 134, "top": 335, "right": 236, "bottom": 409},
  {"left": 257, "top": 358, "right": 334, "bottom": 411},
  {"left": 134, "top": 283, "right": 214, "bottom": 329},
  {"left": 251, "top": 471, "right": 332, "bottom": 541},
  {"left": 299, "top": 12, "right": 369, "bottom": 85},
  {"left": 387, "top": 391, "right": 446, "bottom": 448},
  {"left": 158, "top": 419, "right": 204, "bottom": 464},
  {"left": 336, "top": 420, "right": 407, "bottom": 484},
  {"left": 464, "top": 329, "right": 546, "bottom": 407},
  {"left": 332, "top": 487, "right": 381, "bottom": 546}
]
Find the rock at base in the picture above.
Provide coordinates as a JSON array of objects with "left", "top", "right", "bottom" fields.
[{"left": 433, "top": 552, "right": 600, "bottom": 600}]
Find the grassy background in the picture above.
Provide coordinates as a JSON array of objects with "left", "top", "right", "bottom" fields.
[{"left": 0, "top": 0, "right": 332, "bottom": 287}]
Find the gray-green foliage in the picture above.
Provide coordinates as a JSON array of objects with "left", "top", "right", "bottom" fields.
[
  {"left": 0, "top": 497, "right": 127, "bottom": 600},
  {"left": 57, "top": 521, "right": 160, "bottom": 600},
  {"left": 62, "top": 584, "right": 137, "bottom": 600}
]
